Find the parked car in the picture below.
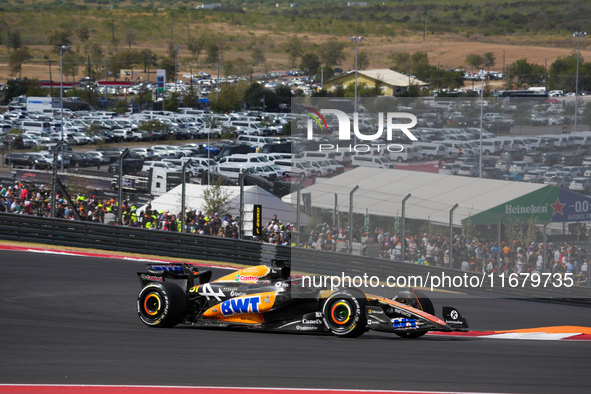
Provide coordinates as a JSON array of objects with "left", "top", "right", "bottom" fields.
[
  {"left": 495, "top": 159, "right": 513, "bottom": 172},
  {"left": 501, "top": 172, "right": 525, "bottom": 182},
  {"left": 481, "top": 167, "right": 503, "bottom": 179},
  {"left": 438, "top": 163, "right": 461, "bottom": 175},
  {"left": 569, "top": 177, "right": 591, "bottom": 193}
]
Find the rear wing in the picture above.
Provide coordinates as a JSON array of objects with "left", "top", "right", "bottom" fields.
[{"left": 137, "top": 263, "right": 212, "bottom": 290}]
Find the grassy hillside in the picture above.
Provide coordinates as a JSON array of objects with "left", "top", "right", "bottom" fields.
[{"left": 1, "top": 1, "right": 590, "bottom": 82}]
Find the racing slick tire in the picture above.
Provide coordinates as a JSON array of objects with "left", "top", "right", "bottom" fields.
[
  {"left": 322, "top": 290, "right": 368, "bottom": 338},
  {"left": 393, "top": 288, "right": 435, "bottom": 339},
  {"left": 137, "top": 281, "right": 187, "bottom": 328}
]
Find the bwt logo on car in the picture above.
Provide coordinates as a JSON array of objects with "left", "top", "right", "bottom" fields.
[
  {"left": 221, "top": 296, "right": 261, "bottom": 316},
  {"left": 305, "top": 107, "right": 418, "bottom": 153}
]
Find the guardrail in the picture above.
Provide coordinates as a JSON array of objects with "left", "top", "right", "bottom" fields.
[
  {"left": 0, "top": 213, "right": 589, "bottom": 304},
  {"left": 0, "top": 213, "right": 263, "bottom": 265}
]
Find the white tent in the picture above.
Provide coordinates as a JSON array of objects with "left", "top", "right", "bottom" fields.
[
  {"left": 139, "top": 184, "right": 308, "bottom": 225},
  {"left": 282, "top": 167, "right": 547, "bottom": 227}
]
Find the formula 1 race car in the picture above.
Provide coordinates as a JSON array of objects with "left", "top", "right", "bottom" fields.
[{"left": 136, "top": 261, "right": 469, "bottom": 338}]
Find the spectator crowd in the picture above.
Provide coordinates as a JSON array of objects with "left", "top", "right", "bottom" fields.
[{"left": 0, "top": 181, "right": 588, "bottom": 285}]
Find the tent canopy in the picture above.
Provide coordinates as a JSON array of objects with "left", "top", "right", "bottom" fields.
[
  {"left": 140, "top": 184, "right": 307, "bottom": 225},
  {"left": 282, "top": 168, "right": 557, "bottom": 227}
]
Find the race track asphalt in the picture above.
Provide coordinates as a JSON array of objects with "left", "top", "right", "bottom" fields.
[{"left": 1, "top": 249, "right": 590, "bottom": 393}]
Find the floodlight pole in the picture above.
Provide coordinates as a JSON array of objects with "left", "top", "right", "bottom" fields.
[
  {"left": 542, "top": 218, "right": 552, "bottom": 274},
  {"left": 181, "top": 159, "right": 192, "bottom": 232},
  {"left": 479, "top": 76, "right": 484, "bottom": 178},
  {"left": 117, "top": 148, "right": 130, "bottom": 225},
  {"left": 59, "top": 44, "right": 70, "bottom": 173},
  {"left": 349, "top": 185, "right": 360, "bottom": 254},
  {"left": 401, "top": 193, "right": 411, "bottom": 262},
  {"left": 350, "top": 36, "right": 363, "bottom": 113},
  {"left": 573, "top": 32, "right": 587, "bottom": 133},
  {"left": 239, "top": 169, "right": 251, "bottom": 240},
  {"left": 50, "top": 140, "right": 64, "bottom": 218},
  {"left": 449, "top": 203, "right": 459, "bottom": 268},
  {"left": 497, "top": 213, "right": 506, "bottom": 273},
  {"left": 295, "top": 175, "right": 306, "bottom": 247}
]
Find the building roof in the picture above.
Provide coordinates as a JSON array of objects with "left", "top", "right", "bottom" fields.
[
  {"left": 328, "top": 68, "right": 427, "bottom": 88},
  {"left": 282, "top": 167, "right": 549, "bottom": 227}
]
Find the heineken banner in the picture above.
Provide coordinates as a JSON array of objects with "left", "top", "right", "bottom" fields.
[{"left": 462, "top": 185, "right": 591, "bottom": 226}]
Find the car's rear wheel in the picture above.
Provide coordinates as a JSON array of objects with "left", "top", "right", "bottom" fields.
[
  {"left": 323, "top": 290, "right": 368, "bottom": 338},
  {"left": 137, "top": 281, "right": 187, "bottom": 328}
]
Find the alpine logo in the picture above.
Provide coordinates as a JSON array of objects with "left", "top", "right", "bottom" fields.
[{"left": 199, "top": 283, "right": 225, "bottom": 301}]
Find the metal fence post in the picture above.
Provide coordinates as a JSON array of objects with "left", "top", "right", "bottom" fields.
[
  {"left": 401, "top": 193, "right": 411, "bottom": 262},
  {"left": 349, "top": 185, "right": 360, "bottom": 254}
]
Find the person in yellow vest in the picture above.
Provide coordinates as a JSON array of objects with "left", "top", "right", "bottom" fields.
[{"left": 131, "top": 208, "right": 139, "bottom": 227}]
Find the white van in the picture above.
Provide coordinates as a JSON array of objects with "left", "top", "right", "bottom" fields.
[
  {"left": 477, "top": 139, "right": 502, "bottom": 155},
  {"left": 274, "top": 159, "right": 316, "bottom": 178},
  {"left": 440, "top": 140, "right": 475, "bottom": 156},
  {"left": 236, "top": 135, "right": 276, "bottom": 148},
  {"left": 191, "top": 157, "right": 219, "bottom": 173},
  {"left": 508, "top": 161, "right": 538, "bottom": 174},
  {"left": 388, "top": 144, "right": 417, "bottom": 163},
  {"left": 413, "top": 142, "right": 450, "bottom": 159},
  {"left": 229, "top": 121, "right": 270, "bottom": 136},
  {"left": 217, "top": 164, "right": 251, "bottom": 180},
  {"left": 351, "top": 155, "right": 394, "bottom": 169},
  {"left": 298, "top": 151, "right": 337, "bottom": 161},
  {"left": 17, "top": 120, "right": 52, "bottom": 133},
  {"left": 322, "top": 150, "right": 352, "bottom": 165},
  {"left": 569, "top": 132, "right": 591, "bottom": 148},
  {"left": 218, "top": 154, "right": 272, "bottom": 166},
  {"left": 544, "top": 134, "right": 571, "bottom": 150}
]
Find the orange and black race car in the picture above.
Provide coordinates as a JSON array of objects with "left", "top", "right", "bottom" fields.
[{"left": 136, "top": 260, "right": 469, "bottom": 338}]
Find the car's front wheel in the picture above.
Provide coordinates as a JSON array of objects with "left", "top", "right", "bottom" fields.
[
  {"left": 137, "top": 281, "right": 187, "bottom": 328},
  {"left": 322, "top": 289, "right": 368, "bottom": 338}
]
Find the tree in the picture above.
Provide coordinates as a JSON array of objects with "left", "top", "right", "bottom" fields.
[
  {"left": 389, "top": 52, "right": 412, "bottom": 74},
  {"left": 3, "top": 78, "right": 30, "bottom": 104},
  {"left": 200, "top": 178, "right": 234, "bottom": 217},
  {"left": 49, "top": 29, "right": 73, "bottom": 52},
  {"left": 159, "top": 56, "right": 176, "bottom": 82},
  {"left": 251, "top": 46, "right": 266, "bottom": 67},
  {"left": 209, "top": 84, "right": 241, "bottom": 113},
  {"left": 548, "top": 54, "right": 578, "bottom": 91},
  {"left": 205, "top": 42, "right": 221, "bottom": 65},
  {"left": 356, "top": 51, "right": 370, "bottom": 70},
  {"left": 112, "top": 100, "right": 129, "bottom": 115},
  {"left": 506, "top": 58, "right": 546, "bottom": 88},
  {"left": 224, "top": 57, "right": 253, "bottom": 77},
  {"left": 6, "top": 30, "right": 22, "bottom": 50},
  {"left": 138, "top": 120, "right": 168, "bottom": 134},
  {"left": 77, "top": 27, "right": 90, "bottom": 43},
  {"left": 465, "top": 53, "right": 484, "bottom": 71},
  {"left": 318, "top": 39, "right": 346, "bottom": 66},
  {"left": 187, "top": 35, "right": 207, "bottom": 63},
  {"left": 62, "top": 52, "right": 84, "bottom": 81},
  {"left": 163, "top": 92, "right": 180, "bottom": 112},
  {"left": 300, "top": 53, "right": 321, "bottom": 78},
  {"left": 285, "top": 35, "right": 304, "bottom": 68},
  {"left": 83, "top": 41, "right": 104, "bottom": 80},
  {"left": 125, "top": 29, "right": 137, "bottom": 49},
  {"left": 141, "top": 49, "right": 158, "bottom": 73},
  {"left": 133, "top": 84, "right": 153, "bottom": 110},
  {"left": 8, "top": 48, "right": 32, "bottom": 78},
  {"left": 483, "top": 52, "right": 496, "bottom": 68}
]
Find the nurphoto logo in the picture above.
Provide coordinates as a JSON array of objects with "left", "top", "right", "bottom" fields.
[{"left": 303, "top": 105, "right": 418, "bottom": 153}]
